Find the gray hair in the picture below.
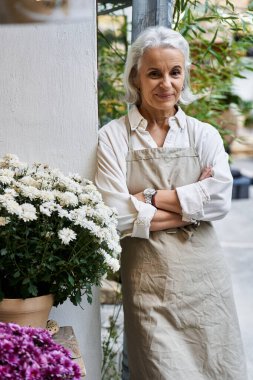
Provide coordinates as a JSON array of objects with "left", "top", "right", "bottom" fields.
[{"left": 123, "top": 26, "right": 198, "bottom": 105}]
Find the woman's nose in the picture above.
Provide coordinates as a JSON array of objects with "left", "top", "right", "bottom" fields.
[{"left": 160, "top": 75, "right": 171, "bottom": 88}]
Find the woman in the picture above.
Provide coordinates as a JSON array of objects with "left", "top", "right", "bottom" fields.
[{"left": 95, "top": 26, "right": 247, "bottom": 380}]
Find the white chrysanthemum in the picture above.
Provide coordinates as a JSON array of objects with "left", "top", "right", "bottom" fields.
[
  {"left": 4, "top": 188, "right": 18, "bottom": 198},
  {"left": 57, "top": 205, "right": 71, "bottom": 219},
  {"left": 50, "top": 168, "right": 62, "bottom": 179},
  {"left": 58, "top": 228, "right": 77, "bottom": 245},
  {"left": 18, "top": 184, "right": 40, "bottom": 200},
  {"left": 92, "top": 204, "right": 118, "bottom": 226},
  {"left": 13, "top": 163, "right": 28, "bottom": 175},
  {"left": 56, "top": 176, "right": 82, "bottom": 194},
  {"left": 2, "top": 154, "right": 25, "bottom": 169},
  {"left": 78, "top": 194, "right": 90, "bottom": 204},
  {"left": 72, "top": 214, "right": 101, "bottom": 235},
  {"left": 55, "top": 176, "right": 70, "bottom": 190},
  {"left": 0, "top": 169, "right": 14, "bottom": 178},
  {"left": 20, "top": 176, "right": 40, "bottom": 188},
  {"left": 69, "top": 172, "right": 82, "bottom": 182},
  {"left": 3, "top": 153, "right": 19, "bottom": 163},
  {"left": 85, "top": 206, "right": 95, "bottom": 218},
  {"left": 0, "top": 217, "right": 10, "bottom": 226},
  {"left": 70, "top": 182, "right": 83, "bottom": 194},
  {"left": 40, "top": 205, "right": 52, "bottom": 217},
  {"left": 39, "top": 190, "right": 55, "bottom": 202},
  {"left": 20, "top": 203, "right": 37, "bottom": 222},
  {"left": 108, "top": 240, "right": 122, "bottom": 256},
  {"left": 69, "top": 206, "right": 87, "bottom": 225},
  {"left": 0, "top": 195, "right": 6, "bottom": 204},
  {"left": 40, "top": 201, "right": 57, "bottom": 217},
  {"left": 0, "top": 176, "right": 13, "bottom": 185},
  {"left": 34, "top": 171, "right": 50, "bottom": 180},
  {"left": 81, "top": 178, "right": 93, "bottom": 186},
  {"left": 99, "top": 249, "right": 120, "bottom": 272},
  {"left": 56, "top": 191, "right": 78, "bottom": 207},
  {"left": 100, "top": 228, "right": 121, "bottom": 257},
  {"left": 5, "top": 199, "right": 21, "bottom": 216},
  {"left": 87, "top": 186, "right": 103, "bottom": 202},
  {"left": 0, "top": 152, "right": 122, "bottom": 262}
]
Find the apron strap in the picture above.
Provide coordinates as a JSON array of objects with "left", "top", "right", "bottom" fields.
[
  {"left": 125, "top": 115, "right": 133, "bottom": 151},
  {"left": 186, "top": 116, "right": 195, "bottom": 148}
]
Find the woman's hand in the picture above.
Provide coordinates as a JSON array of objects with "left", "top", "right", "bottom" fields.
[
  {"left": 150, "top": 209, "right": 190, "bottom": 231},
  {"left": 198, "top": 166, "right": 213, "bottom": 181},
  {"left": 133, "top": 191, "right": 145, "bottom": 203}
]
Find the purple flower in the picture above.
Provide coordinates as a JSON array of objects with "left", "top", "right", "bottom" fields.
[{"left": 0, "top": 322, "right": 81, "bottom": 379}]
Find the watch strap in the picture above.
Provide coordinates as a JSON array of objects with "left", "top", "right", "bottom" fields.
[{"left": 151, "top": 192, "right": 157, "bottom": 208}]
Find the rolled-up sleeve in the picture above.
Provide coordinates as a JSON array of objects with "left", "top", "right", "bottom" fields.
[
  {"left": 95, "top": 136, "right": 156, "bottom": 239},
  {"left": 176, "top": 126, "right": 233, "bottom": 222}
]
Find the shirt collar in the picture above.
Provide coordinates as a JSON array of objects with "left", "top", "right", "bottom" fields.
[{"left": 128, "top": 104, "right": 187, "bottom": 131}]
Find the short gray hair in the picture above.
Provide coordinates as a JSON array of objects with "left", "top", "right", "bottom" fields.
[{"left": 123, "top": 26, "right": 197, "bottom": 105}]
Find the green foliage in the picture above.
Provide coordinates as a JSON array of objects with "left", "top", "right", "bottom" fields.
[
  {"left": 98, "top": 16, "right": 128, "bottom": 127},
  {"left": 101, "top": 303, "right": 123, "bottom": 380},
  {"left": 173, "top": 0, "right": 253, "bottom": 145}
]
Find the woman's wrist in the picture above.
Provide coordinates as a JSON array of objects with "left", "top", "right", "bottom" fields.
[{"left": 154, "top": 189, "right": 182, "bottom": 214}]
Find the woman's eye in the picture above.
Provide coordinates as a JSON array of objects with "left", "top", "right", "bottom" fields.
[
  {"left": 148, "top": 71, "right": 160, "bottom": 78},
  {"left": 171, "top": 70, "right": 181, "bottom": 77}
]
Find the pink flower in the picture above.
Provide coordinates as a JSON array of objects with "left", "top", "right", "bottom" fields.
[{"left": 0, "top": 322, "right": 81, "bottom": 379}]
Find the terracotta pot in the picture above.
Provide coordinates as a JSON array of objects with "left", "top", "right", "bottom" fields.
[{"left": 0, "top": 294, "right": 54, "bottom": 328}]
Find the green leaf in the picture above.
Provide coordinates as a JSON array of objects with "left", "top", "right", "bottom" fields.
[
  {"left": 0, "top": 248, "right": 7, "bottom": 256},
  {"left": 208, "top": 48, "right": 224, "bottom": 65},
  {"left": 67, "top": 274, "right": 75, "bottom": 286},
  {"left": 195, "top": 16, "right": 217, "bottom": 22},
  {"left": 226, "top": 0, "right": 234, "bottom": 11},
  {"left": 28, "top": 283, "right": 38, "bottom": 296}
]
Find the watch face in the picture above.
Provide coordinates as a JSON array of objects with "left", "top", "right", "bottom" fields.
[
  {"left": 144, "top": 188, "right": 156, "bottom": 196},
  {"left": 143, "top": 188, "right": 157, "bottom": 205}
]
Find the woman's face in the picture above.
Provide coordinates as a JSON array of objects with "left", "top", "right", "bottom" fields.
[{"left": 136, "top": 47, "right": 185, "bottom": 113}]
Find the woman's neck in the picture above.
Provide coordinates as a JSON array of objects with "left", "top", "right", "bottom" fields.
[{"left": 139, "top": 105, "right": 177, "bottom": 130}]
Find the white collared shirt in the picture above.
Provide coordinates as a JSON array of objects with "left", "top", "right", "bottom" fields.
[{"left": 95, "top": 105, "right": 233, "bottom": 239}]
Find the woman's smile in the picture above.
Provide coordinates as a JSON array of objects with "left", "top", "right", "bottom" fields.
[{"left": 155, "top": 92, "right": 175, "bottom": 99}]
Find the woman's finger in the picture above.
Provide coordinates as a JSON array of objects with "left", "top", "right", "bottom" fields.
[{"left": 199, "top": 167, "right": 213, "bottom": 181}]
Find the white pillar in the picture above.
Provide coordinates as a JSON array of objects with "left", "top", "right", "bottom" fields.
[{"left": 0, "top": 4, "right": 101, "bottom": 380}]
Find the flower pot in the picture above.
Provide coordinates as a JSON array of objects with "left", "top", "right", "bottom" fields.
[{"left": 0, "top": 294, "right": 54, "bottom": 328}]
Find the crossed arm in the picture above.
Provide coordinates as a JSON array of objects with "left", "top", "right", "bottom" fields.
[{"left": 133, "top": 167, "right": 213, "bottom": 232}]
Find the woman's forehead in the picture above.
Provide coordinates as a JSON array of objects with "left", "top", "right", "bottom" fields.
[{"left": 139, "top": 47, "right": 185, "bottom": 68}]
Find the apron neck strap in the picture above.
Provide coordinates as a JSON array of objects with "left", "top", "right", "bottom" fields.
[
  {"left": 186, "top": 117, "right": 195, "bottom": 148},
  {"left": 125, "top": 115, "right": 133, "bottom": 151}
]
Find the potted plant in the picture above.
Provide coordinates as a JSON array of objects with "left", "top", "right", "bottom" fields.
[
  {"left": 0, "top": 321, "right": 81, "bottom": 379},
  {"left": 0, "top": 154, "right": 121, "bottom": 326}
]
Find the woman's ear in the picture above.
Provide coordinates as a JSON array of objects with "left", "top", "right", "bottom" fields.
[{"left": 130, "top": 66, "right": 139, "bottom": 89}]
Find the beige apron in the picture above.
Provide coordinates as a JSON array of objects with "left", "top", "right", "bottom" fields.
[{"left": 121, "top": 115, "right": 247, "bottom": 380}]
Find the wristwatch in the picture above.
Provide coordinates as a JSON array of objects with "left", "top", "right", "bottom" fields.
[{"left": 143, "top": 188, "right": 157, "bottom": 206}]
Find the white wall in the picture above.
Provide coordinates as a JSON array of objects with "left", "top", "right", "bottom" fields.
[{"left": 0, "top": 4, "right": 101, "bottom": 380}]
